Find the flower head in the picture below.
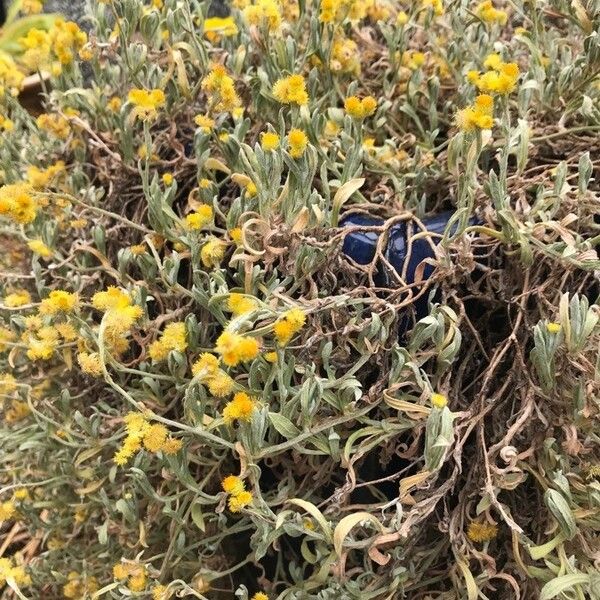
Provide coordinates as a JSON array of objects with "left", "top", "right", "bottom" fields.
[
  {"left": 128, "top": 89, "right": 166, "bottom": 120},
  {"left": 272, "top": 74, "right": 309, "bottom": 106},
  {"left": 288, "top": 129, "right": 308, "bottom": 158}
]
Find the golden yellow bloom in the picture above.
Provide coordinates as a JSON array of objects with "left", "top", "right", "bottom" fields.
[
  {"left": 344, "top": 95, "right": 377, "bottom": 119},
  {"left": 200, "top": 238, "right": 227, "bottom": 268},
  {"left": 55, "top": 322, "right": 78, "bottom": 341},
  {"left": 475, "top": 0, "right": 508, "bottom": 25},
  {"left": 467, "top": 521, "right": 498, "bottom": 542},
  {"left": 222, "top": 391, "right": 257, "bottom": 424},
  {"left": 0, "top": 500, "right": 16, "bottom": 522},
  {"left": 148, "top": 322, "right": 187, "bottom": 361},
  {"left": 185, "top": 205, "right": 213, "bottom": 230},
  {"left": 228, "top": 293, "right": 257, "bottom": 316},
  {"left": 0, "top": 372, "right": 17, "bottom": 394},
  {"left": 162, "top": 173, "right": 174, "bottom": 186},
  {"left": 243, "top": 0, "right": 282, "bottom": 30},
  {"left": 26, "top": 161, "right": 65, "bottom": 189},
  {"left": 272, "top": 74, "right": 309, "bottom": 106},
  {"left": 288, "top": 128, "right": 308, "bottom": 158},
  {"left": 207, "top": 371, "right": 235, "bottom": 397},
  {"left": 0, "top": 55, "right": 25, "bottom": 96},
  {"left": 77, "top": 352, "right": 103, "bottom": 377},
  {"left": 265, "top": 351, "right": 278, "bottom": 363},
  {"left": 142, "top": 423, "right": 168, "bottom": 452},
  {"left": 204, "top": 16, "right": 239, "bottom": 38},
  {"left": 396, "top": 11, "right": 409, "bottom": 24},
  {"left": 0, "top": 183, "right": 38, "bottom": 224},
  {"left": 422, "top": 0, "right": 444, "bottom": 16},
  {"left": 201, "top": 64, "right": 241, "bottom": 113},
  {"left": 128, "top": 89, "right": 166, "bottom": 120},
  {"left": 152, "top": 584, "right": 171, "bottom": 600},
  {"left": 39, "top": 290, "right": 79, "bottom": 314},
  {"left": 36, "top": 113, "right": 70, "bottom": 139},
  {"left": 19, "top": 28, "right": 51, "bottom": 71},
  {"left": 252, "top": 593, "right": 269, "bottom": 600},
  {"left": 402, "top": 50, "right": 426, "bottom": 70},
  {"left": 274, "top": 307, "right": 306, "bottom": 345},
  {"left": 21, "top": 0, "right": 43, "bottom": 14},
  {"left": 192, "top": 352, "right": 220, "bottom": 377},
  {"left": 51, "top": 19, "right": 88, "bottom": 65},
  {"left": 215, "top": 331, "right": 260, "bottom": 366},
  {"left": 113, "top": 562, "right": 147, "bottom": 592},
  {"left": 0, "top": 556, "right": 31, "bottom": 587},
  {"left": 222, "top": 475, "right": 245, "bottom": 495},
  {"left": 194, "top": 114, "right": 215, "bottom": 132},
  {"left": 3, "top": 290, "right": 31, "bottom": 307},
  {"left": 228, "top": 489, "right": 253, "bottom": 512},
  {"left": 63, "top": 572, "right": 99, "bottom": 599},
  {"left": 261, "top": 131, "right": 280, "bottom": 151},
  {"left": 92, "top": 287, "right": 143, "bottom": 334},
  {"left": 108, "top": 96, "right": 122, "bottom": 112},
  {"left": 546, "top": 322, "right": 561, "bottom": 334}
]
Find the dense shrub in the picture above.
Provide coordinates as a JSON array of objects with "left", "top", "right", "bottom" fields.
[{"left": 0, "top": 0, "right": 599, "bottom": 598}]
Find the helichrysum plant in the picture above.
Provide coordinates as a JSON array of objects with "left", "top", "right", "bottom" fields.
[{"left": 0, "top": 0, "right": 599, "bottom": 599}]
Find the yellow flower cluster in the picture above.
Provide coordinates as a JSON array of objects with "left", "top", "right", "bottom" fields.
[
  {"left": 28, "top": 239, "right": 53, "bottom": 257},
  {"left": 272, "top": 74, "right": 309, "bottom": 106},
  {"left": 26, "top": 326, "right": 59, "bottom": 360},
  {"left": 260, "top": 131, "right": 280, "bottom": 150},
  {"left": 222, "top": 391, "right": 258, "bottom": 425},
  {"left": 192, "top": 353, "right": 235, "bottom": 396},
  {"left": 0, "top": 183, "right": 38, "bottom": 224},
  {"left": 77, "top": 351, "right": 103, "bottom": 377},
  {"left": 36, "top": 113, "right": 70, "bottom": 139},
  {"left": 422, "top": 0, "right": 444, "bottom": 16},
  {"left": 222, "top": 475, "right": 253, "bottom": 512},
  {"left": 402, "top": 50, "right": 426, "bottom": 70},
  {"left": 63, "top": 572, "right": 99, "bottom": 599},
  {"left": 39, "top": 290, "right": 79, "bottom": 315},
  {"left": 0, "top": 55, "right": 25, "bottom": 96},
  {"left": 0, "top": 113, "right": 14, "bottom": 131},
  {"left": 244, "top": 0, "right": 282, "bottom": 30},
  {"left": 113, "top": 562, "right": 147, "bottom": 592},
  {"left": 330, "top": 37, "right": 360, "bottom": 74},
  {"left": 113, "top": 412, "right": 182, "bottom": 466},
  {"left": 148, "top": 322, "right": 188, "bottom": 361},
  {"left": 0, "top": 556, "right": 31, "bottom": 587},
  {"left": 475, "top": 0, "right": 508, "bottom": 25},
  {"left": 27, "top": 160, "right": 65, "bottom": 189},
  {"left": 215, "top": 330, "right": 260, "bottom": 366},
  {"left": 320, "top": 0, "right": 373, "bottom": 23},
  {"left": 288, "top": 128, "right": 308, "bottom": 158},
  {"left": 203, "top": 16, "right": 239, "bottom": 39},
  {"left": 201, "top": 237, "right": 227, "bottom": 267},
  {"left": 274, "top": 308, "right": 306, "bottom": 346},
  {"left": 0, "top": 499, "right": 15, "bottom": 522},
  {"left": 431, "top": 392, "right": 448, "bottom": 408},
  {"left": 3, "top": 290, "right": 31, "bottom": 307},
  {"left": 19, "top": 28, "right": 51, "bottom": 71},
  {"left": 455, "top": 94, "right": 494, "bottom": 131},
  {"left": 51, "top": 19, "right": 88, "bottom": 65},
  {"left": 201, "top": 64, "right": 241, "bottom": 113},
  {"left": 92, "top": 287, "right": 143, "bottom": 335},
  {"left": 227, "top": 293, "right": 257, "bottom": 316},
  {"left": 194, "top": 114, "right": 215, "bottom": 132},
  {"left": 185, "top": 205, "right": 213, "bottom": 230},
  {"left": 128, "top": 89, "right": 166, "bottom": 121},
  {"left": 344, "top": 95, "right": 377, "bottom": 119},
  {"left": 468, "top": 55, "right": 520, "bottom": 94}
]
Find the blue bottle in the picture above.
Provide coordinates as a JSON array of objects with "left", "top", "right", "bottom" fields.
[{"left": 341, "top": 211, "right": 479, "bottom": 321}]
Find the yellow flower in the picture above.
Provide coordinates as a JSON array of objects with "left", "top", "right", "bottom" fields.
[
  {"left": 152, "top": 584, "right": 171, "bottom": 600},
  {"left": 36, "top": 112, "right": 70, "bottom": 139},
  {"left": 201, "top": 237, "right": 227, "bottom": 268},
  {"left": 128, "top": 89, "right": 166, "bottom": 120},
  {"left": 0, "top": 183, "right": 38, "bottom": 224},
  {"left": 402, "top": 50, "right": 426, "bottom": 70},
  {"left": 265, "top": 351, "right": 278, "bottom": 363},
  {"left": 3, "top": 290, "right": 31, "bottom": 307},
  {"left": 431, "top": 392, "right": 447, "bottom": 408},
  {"left": 207, "top": 371, "right": 235, "bottom": 397},
  {"left": 26, "top": 326, "right": 59, "bottom": 361},
  {"left": 272, "top": 74, "right": 309, "bottom": 106},
  {"left": 260, "top": 131, "right": 280, "bottom": 151},
  {"left": 142, "top": 423, "right": 168, "bottom": 452},
  {"left": 204, "top": 16, "right": 239, "bottom": 38},
  {"left": 194, "top": 114, "right": 215, "bottom": 132},
  {"left": 228, "top": 293, "right": 257, "bottom": 316},
  {"left": 92, "top": 287, "right": 143, "bottom": 334},
  {"left": 55, "top": 322, "right": 78, "bottom": 341},
  {"left": 0, "top": 55, "right": 25, "bottom": 95},
  {"left": 228, "top": 489, "right": 253, "bottom": 512},
  {"left": 222, "top": 475, "right": 245, "bottom": 495},
  {"left": 252, "top": 593, "right": 269, "bottom": 600},
  {"left": 148, "top": 322, "right": 187, "bottom": 361},
  {"left": 201, "top": 64, "right": 240, "bottom": 113},
  {"left": 0, "top": 373, "right": 17, "bottom": 394},
  {"left": 77, "top": 352, "right": 103, "bottom": 377},
  {"left": 546, "top": 322, "right": 561, "bottom": 334},
  {"left": 0, "top": 500, "right": 16, "bottom": 522},
  {"left": 192, "top": 352, "right": 220, "bottom": 377},
  {"left": 26, "top": 161, "right": 65, "bottom": 189},
  {"left": 108, "top": 96, "right": 122, "bottom": 112},
  {"left": 222, "top": 391, "right": 258, "bottom": 425},
  {"left": 28, "top": 239, "right": 52, "bottom": 258},
  {"left": 63, "top": 572, "right": 99, "bottom": 599},
  {"left": 396, "top": 11, "right": 409, "bottom": 25},
  {"left": 274, "top": 307, "right": 306, "bottom": 345},
  {"left": 19, "top": 28, "right": 51, "bottom": 71},
  {"left": 0, "top": 556, "right": 31, "bottom": 587},
  {"left": 475, "top": 0, "right": 508, "bottom": 25},
  {"left": 215, "top": 331, "right": 260, "bottom": 366},
  {"left": 287, "top": 128, "right": 308, "bottom": 158},
  {"left": 39, "top": 290, "right": 79, "bottom": 314},
  {"left": 422, "top": 0, "right": 444, "bottom": 16},
  {"left": 243, "top": 0, "right": 282, "bottom": 30},
  {"left": 113, "top": 563, "right": 147, "bottom": 592},
  {"left": 467, "top": 521, "right": 498, "bottom": 542},
  {"left": 185, "top": 205, "right": 213, "bottom": 230},
  {"left": 344, "top": 95, "right": 377, "bottom": 119},
  {"left": 50, "top": 19, "right": 88, "bottom": 65},
  {"left": 162, "top": 173, "right": 174, "bottom": 186}
]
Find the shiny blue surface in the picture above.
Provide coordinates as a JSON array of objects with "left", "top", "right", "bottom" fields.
[{"left": 341, "top": 212, "right": 476, "bottom": 286}]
